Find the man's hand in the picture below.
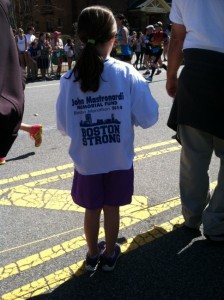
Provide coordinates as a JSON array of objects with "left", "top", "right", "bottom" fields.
[
  {"left": 166, "top": 75, "right": 178, "bottom": 98},
  {"left": 166, "top": 23, "right": 186, "bottom": 98}
]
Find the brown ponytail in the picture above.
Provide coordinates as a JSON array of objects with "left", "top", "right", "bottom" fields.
[{"left": 72, "top": 6, "right": 117, "bottom": 92}]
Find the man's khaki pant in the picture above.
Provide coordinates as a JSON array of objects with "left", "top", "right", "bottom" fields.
[{"left": 179, "top": 125, "right": 224, "bottom": 236}]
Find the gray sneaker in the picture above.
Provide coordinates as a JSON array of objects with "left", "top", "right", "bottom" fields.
[
  {"left": 101, "top": 243, "right": 121, "bottom": 271},
  {"left": 85, "top": 241, "right": 106, "bottom": 272}
]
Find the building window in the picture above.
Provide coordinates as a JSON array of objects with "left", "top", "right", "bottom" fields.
[
  {"left": 58, "top": 18, "right": 63, "bottom": 27},
  {"left": 35, "top": 21, "right": 40, "bottom": 31},
  {"left": 46, "top": 21, "right": 53, "bottom": 32}
]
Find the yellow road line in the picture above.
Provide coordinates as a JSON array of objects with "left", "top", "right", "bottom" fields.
[
  {"left": 0, "top": 164, "right": 74, "bottom": 186},
  {"left": 134, "top": 145, "right": 181, "bottom": 161},
  {"left": 0, "top": 180, "right": 218, "bottom": 281},
  {"left": 0, "top": 227, "right": 84, "bottom": 255},
  {"left": 0, "top": 173, "right": 74, "bottom": 198},
  {"left": 1, "top": 215, "right": 184, "bottom": 300},
  {"left": 134, "top": 139, "right": 177, "bottom": 152},
  {"left": 1, "top": 143, "right": 180, "bottom": 200},
  {"left": 0, "top": 179, "right": 217, "bottom": 279},
  {"left": 0, "top": 144, "right": 181, "bottom": 198},
  {"left": 0, "top": 196, "right": 181, "bottom": 281},
  {"left": 0, "top": 140, "right": 178, "bottom": 186}
]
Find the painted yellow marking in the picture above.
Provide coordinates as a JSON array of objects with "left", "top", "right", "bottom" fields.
[
  {"left": 0, "top": 143, "right": 181, "bottom": 203},
  {"left": 0, "top": 140, "right": 178, "bottom": 186},
  {"left": 0, "top": 141, "right": 181, "bottom": 206},
  {"left": 0, "top": 164, "right": 74, "bottom": 186},
  {"left": 0, "top": 199, "right": 11, "bottom": 206},
  {"left": 1, "top": 215, "right": 184, "bottom": 300},
  {"left": 0, "top": 179, "right": 218, "bottom": 283},
  {"left": 2, "top": 139, "right": 218, "bottom": 298},
  {"left": 0, "top": 196, "right": 181, "bottom": 281},
  {"left": 2, "top": 187, "right": 83, "bottom": 211},
  {"left": 135, "top": 139, "right": 177, "bottom": 152},
  {"left": 0, "top": 227, "right": 84, "bottom": 255},
  {"left": 134, "top": 145, "right": 181, "bottom": 161},
  {"left": 121, "top": 215, "right": 184, "bottom": 253}
]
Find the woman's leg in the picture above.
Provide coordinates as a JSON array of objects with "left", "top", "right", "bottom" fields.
[
  {"left": 67, "top": 57, "right": 72, "bottom": 70},
  {"left": 143, "top": 54, "right": 150, "bottom": 72},
  {"left": 56, "top": 58, "right": 63, "bottom": 76},
  {"left": 20, "top": 123, "right": 32, "bottom": 133},
  {"left": 134, "top": 52, "right": 140, "bottom": 68},
  {"left": 19, "top": 53, "right": 26, "bottom": 69},
  {"left": 20, "top": 123, "right": 42, "bottom": 147},
  {"left": 40, "top": 68, "right": 46, "bottom": 78}
]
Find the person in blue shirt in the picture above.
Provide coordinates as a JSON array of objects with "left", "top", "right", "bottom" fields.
[{"left": 114, "top": 14, "right": 132, "bottom": 63}]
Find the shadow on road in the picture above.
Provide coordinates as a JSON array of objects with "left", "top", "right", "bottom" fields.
[
  {"left": 28, "top": 225, "right": 224, "bottom": 300},
  {"left": 6, "top": 152, "right": 35, "bottom": 162}
]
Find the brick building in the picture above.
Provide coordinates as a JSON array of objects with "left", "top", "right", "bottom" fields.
[
  {"left": 14, "top": 0, "right": 171, "bottom": 35},
  {"left": 128, "top": 0, "right": 171, "bottom": 31}
]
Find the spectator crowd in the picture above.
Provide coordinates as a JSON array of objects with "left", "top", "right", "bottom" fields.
[
  {"left": 13, "top": 19, "right": 171, "bottom": 82},
  {"left": 14, "top": 26, "right": 76, "bottom": 81}
]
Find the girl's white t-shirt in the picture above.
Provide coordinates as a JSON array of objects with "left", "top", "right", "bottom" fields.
[
  {"left": 170, "top": 0, "right": 224, "bottom": 54},
  {"left": 56, "top": 57, "right": 158, "bottom": 175}
]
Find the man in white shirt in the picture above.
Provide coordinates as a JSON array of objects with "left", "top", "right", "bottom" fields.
[
  {"left": 25, "top": 26, "right": 36, "bottom": 78},
  {"left": 166, "top": 0, "right": 224, "bottom": 243},
  {"left": 25, "top": 26, "right": 36, "bottom": 46}
]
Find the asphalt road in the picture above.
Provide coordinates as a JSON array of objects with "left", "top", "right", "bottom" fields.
[{"left": 0, "top": 69, "right": 223, "bottom": 300}]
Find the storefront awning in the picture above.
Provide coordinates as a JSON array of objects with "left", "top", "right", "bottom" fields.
[{"left": 129, "top": 0, "right": 170, "bottom": 13}]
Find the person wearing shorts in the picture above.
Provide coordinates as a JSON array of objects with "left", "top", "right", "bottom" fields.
[
  {"left": 142, "top": 25, "right": 154, "bottom": 75},
  {"left": 56, "top": 6, "right": 158, "bottom": 272},
  {"left": 145, "top": 23, "right": 168, "bottom": 82},
  {"left": 114, "top": 14, "right": 132, "bottom": 63},
  {"left": 72, "top": 166, "right": 134, "bottom": 210}
]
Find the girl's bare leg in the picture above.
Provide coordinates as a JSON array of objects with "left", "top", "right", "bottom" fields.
[
  {"left": 84, "top": 208, "right": 102, "bottom": 257},
  {"left": 103, "top": 205, "right": 120, "bottom": 256}
]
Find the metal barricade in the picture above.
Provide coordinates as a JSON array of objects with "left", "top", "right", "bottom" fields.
[{"left": 26, "top": 50, "right": 76, "bottom": 82}]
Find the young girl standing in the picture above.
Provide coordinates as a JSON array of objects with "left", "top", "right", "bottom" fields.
[{"left": 56, "top": 6, "right": 158, "bottom": 272}]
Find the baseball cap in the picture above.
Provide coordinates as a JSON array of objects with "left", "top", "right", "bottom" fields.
[
  {"left": 54, "top": 31, "right": 61, "bottom": 36},
  {"left": 157, "top": 21, "right": 163, "bottom": 27},
  {"left": 146, "top": 25, "right": 154, "bottom": 29}
]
